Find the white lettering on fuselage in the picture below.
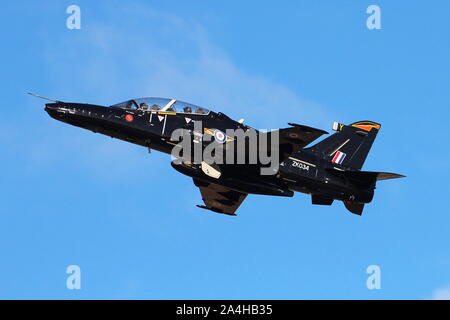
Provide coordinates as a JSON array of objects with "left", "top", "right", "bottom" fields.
[{"left": 292, "top": 160, "right": 309, "bottom": 171}]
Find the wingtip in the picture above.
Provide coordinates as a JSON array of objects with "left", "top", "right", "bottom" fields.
[{"left": 196, "top": 204, "right": 237, "bottom": 216}]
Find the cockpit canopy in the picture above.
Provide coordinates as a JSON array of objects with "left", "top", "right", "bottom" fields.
[{"left": 111, "top": 97, "right": 210, "bottom": 115}]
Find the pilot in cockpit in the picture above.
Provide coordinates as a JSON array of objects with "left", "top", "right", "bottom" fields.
[
  {"left": 139, "top": 103, "right": 149, "bottom": 110},
  {"left": 183, "top": 106, "right": 192, "bottom": 113}
]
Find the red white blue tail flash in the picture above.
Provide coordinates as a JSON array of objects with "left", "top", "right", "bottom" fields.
[{"left": 332, "top": 151, "right": 346, "bottom": 164}]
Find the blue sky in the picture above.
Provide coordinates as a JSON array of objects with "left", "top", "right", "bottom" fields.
[{"left": 0, "top": 0, "right": 449, "bottom": 299}]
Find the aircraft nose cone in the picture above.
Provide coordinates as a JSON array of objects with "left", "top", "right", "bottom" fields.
[
  {"left": 45, "top": 103, "right": 61, "bottom": 112},
  {"left": 45, "top": 102, "right": 68, "bottom": 119}
]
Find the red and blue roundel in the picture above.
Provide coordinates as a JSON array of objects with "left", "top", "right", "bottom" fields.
[
  {"left": 214, "top": 130, "right": 227, "bottom": 143},
  {"left": 125, "top": 114, "right": 134, "bottom": 122}
]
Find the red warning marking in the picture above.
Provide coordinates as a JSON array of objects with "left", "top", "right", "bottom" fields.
[{"left": 125, "top": 114, "right": 134, "bottom": 122}]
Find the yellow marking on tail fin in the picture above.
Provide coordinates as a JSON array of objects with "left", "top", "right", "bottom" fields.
[{"left": 351, "top": 121, "right": 381, "bottom": 132}]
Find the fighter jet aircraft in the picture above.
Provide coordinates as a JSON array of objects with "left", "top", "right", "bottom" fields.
[{"left": 34, "top": 93, "right": 405, "bottom": 216}]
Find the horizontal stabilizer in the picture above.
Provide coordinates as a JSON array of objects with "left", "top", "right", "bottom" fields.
[
  {"left": 327, "top": 168, "right": 405, "bottom": 183},
  {"left": 343, "top": 201, "right": 365, "bottom": 215},
  {"left": 375, "top": 172, "right": 406, "bottom": 181}
]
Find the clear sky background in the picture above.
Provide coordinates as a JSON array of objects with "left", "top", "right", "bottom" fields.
[{"left": 0, "top": 0, "right": 449, "bottom": 299}]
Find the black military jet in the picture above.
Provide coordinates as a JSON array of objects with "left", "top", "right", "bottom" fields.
[{"left": 34, "top": 93, "right": 404, "bottom": 216}]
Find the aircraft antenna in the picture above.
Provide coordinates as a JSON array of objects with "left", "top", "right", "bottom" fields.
[{"left": 27, "top": 92, "right": 62, "bottom": 103}]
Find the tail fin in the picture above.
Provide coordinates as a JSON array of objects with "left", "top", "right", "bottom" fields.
[{"left": 308, "top": 121, "right": 381, "bottom": 169}]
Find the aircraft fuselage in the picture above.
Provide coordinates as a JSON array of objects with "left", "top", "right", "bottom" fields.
[
  {"left": 46, "top": 101, "right": 372, "bottom": 201},
  {"left": 42, "top": 97, "right": 401, "bottom": 216}
]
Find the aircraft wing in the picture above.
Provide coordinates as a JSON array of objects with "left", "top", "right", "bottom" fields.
[
  {"left": 265, "top": 123, "right": 328, "bottom": 161},
  {"left": 193, "top": 178, "right": 247, "bottom": 216}
]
